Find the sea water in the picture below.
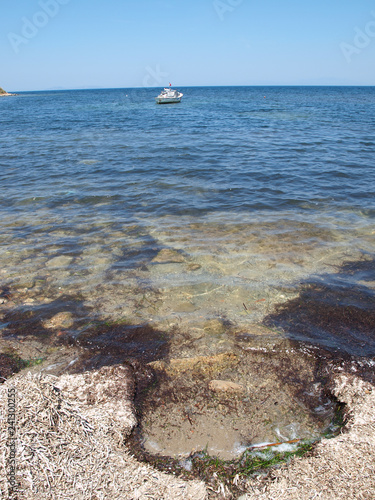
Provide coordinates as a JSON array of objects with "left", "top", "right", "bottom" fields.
[{"left": 1, "top": 86, "right": 375, "bottom": 357}]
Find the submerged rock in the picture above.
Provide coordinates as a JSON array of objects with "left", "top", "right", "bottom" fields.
[
  {"left": 203, "top": 318, "right": 226, "bottom": 335},
  {"left": 149, "top": 352, "right": 238, "bottom": 376},
  {"left": 42, "top": 312, "right": 75, "bottom": 329},
  {"left": 152, "top": 248, "right": 185, "bottom": 264},
  {"left": 46, "top": 255, "right": 74, "bottom": 268}
]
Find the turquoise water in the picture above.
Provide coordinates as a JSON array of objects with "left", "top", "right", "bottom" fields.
[{"left": 1, "top": 86, "right": 375, "bottom": 356}]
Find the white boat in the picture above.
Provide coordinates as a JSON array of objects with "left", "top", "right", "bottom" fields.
[{"left": 155, "top": 87, "right": 183, "bottom": 104}]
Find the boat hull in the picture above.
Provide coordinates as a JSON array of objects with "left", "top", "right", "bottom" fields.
[{"left": 155, "top": 97, "right": 182, "bottom": 104}]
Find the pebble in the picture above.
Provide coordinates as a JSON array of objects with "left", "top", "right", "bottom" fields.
[
  {"left": 23, "top": 298, "right": 35, "bottom": 304},
  {"left": 187, "top": 263, "right": 201, "bottom": 271}
]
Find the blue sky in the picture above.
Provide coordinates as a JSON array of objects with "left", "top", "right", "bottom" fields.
[{"left": 1, "top": 0, "right": 375, "bottom": 90}]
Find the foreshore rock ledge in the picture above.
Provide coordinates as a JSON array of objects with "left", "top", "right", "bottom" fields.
[{"left": 0, "top": 366, "right": 374, "bottom": 499}]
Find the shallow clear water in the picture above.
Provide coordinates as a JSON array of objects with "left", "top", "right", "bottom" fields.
[{"left": 1, "top": 86, "right": 375, "bottom": 356}]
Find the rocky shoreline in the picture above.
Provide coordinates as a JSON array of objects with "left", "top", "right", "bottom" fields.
[
  {"left": 0, "top": 87, "right": 15, "bottom": 96},
  {"left": 0, "top": 358, "right": 374, "bottom": 499}
]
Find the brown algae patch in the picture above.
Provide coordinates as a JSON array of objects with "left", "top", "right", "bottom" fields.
[{"left": 263, "top": 257, "right": 375, "bottom": 357}]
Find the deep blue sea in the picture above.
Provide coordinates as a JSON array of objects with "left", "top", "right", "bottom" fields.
[{"left": 1, "top": 86, "right": 375, "bottom": 357}]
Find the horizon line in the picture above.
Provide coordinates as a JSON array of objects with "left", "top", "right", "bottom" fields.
[{"left": 9, "top": 83, "right": 375, "bottom": 93}]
